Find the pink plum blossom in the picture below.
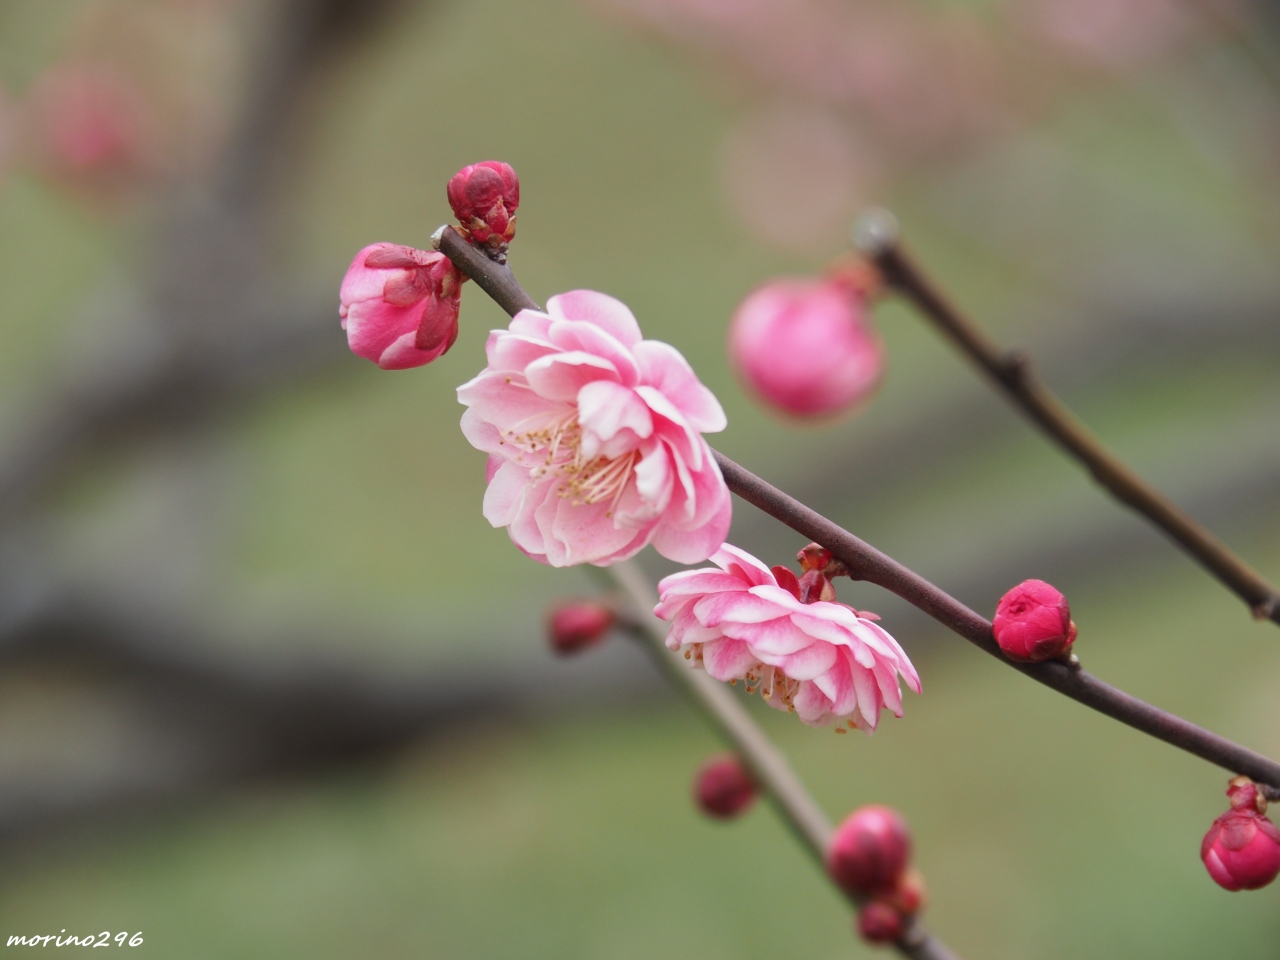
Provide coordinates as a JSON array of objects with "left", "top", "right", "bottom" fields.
[
  {"left": 339, "top": 243, "right": 465, "bottom": 370},
  {"left": 729, "top": 273, "right": 883, "bottom": 418},
  {"left": 457, "top": 290, "right": 731, "bottom": 567},
  {"left": 655, "top": 543, "right": 920, "bottom": 729}
]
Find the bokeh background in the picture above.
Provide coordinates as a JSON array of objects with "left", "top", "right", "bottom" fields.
[{"left": 1, "top": 0, "right": 1279, "bottom": 956}]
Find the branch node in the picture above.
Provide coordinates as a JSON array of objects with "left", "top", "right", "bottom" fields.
[
  {"left": 1251, "top": 596, "right": 1279, "bottom": 621},
  {"left": 851, "top": 208, "right": 900, "bottom": 257},
  {"left": 1000, "top": 348, "right": 1033, "bottom": 383}
]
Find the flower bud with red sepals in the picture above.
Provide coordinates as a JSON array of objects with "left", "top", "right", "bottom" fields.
[
  {"left": 694, "top": 754, "right": 758, "bottom": 819},
  {"left": 546, "top": 600, "right": 615, "bottom": 656},
  {"left": 1202, "top": 776, "right": 1280, "bottom": 891},
  {"left": 826, "top": 805, "right": 911, "bottom": 897},
  {"left": 729, "top": 268, "right": 884, "bottom": 420},
  {"left": 856, "top": 901, "right": 903, "bottom": 945},
  {"left": 447, "top": 160, "right": 520, "bottom": 258},
  {"left": 992, "top": 579, "right": 1077, "bottom": 663},
  {"left": 884, "top": 867, "right": 928, "bottom": 916},
  {"left": 339, "top": 243, "right": 465, "bottom": 370}
]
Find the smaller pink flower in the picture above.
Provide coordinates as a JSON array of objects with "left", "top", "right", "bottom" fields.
[
  {"left": 655, "top": 544, "right": 920, "bottom": 730},
  {"left": 991, "top": 579, "right": 1077, "bottom": 663},
  {"left": 1202, "top": 777, "right": 1280, "bottom": 892},
  {"left": 339, "top": 243, "right": 465, "bottom": 370},
  {"left": 729, "top": 271, "right": 883, "bottom": 419}
]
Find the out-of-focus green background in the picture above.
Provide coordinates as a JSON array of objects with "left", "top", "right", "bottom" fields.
[{"left": 1, "top": 0, "right": 1279, "bottom": 956}]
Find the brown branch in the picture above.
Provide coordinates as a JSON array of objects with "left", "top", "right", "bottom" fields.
[
  {"left": 438, "top": 224, "right": 1280, "bottom": 791},
  {"left": 603, "top": 561, "right": 961, "bottom": 960},
  {"left": 853, "top": 210, "right": 1280, "bottom": 629}
]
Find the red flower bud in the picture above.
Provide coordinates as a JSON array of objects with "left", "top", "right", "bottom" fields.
[
  {"left": 992, "top": 579, "right": 1077, "bottom": 663},
  {"left": 883, "top": 867, "right": 928, "bottom": 917},
  {"left": 1202, "top": 777, "right": 1280, "bottom": 891},
  {"left": 447, "top": 160, "right": 520, "bottom": 258},
  {"left": 694, "top": 754, "right": 758, "bottom": 819},
  {"left": 856, "top": 901, "right": 903, "bottom": 945},
  {"left": 546, "top": 600, "right": 614, "bottom": 656},
  {"left": 826, "top": 805, "right": 911, "bottom": 897}
]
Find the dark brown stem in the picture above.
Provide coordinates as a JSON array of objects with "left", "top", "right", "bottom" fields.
[
  {"left": 853, "top": 211, "right": 1280, "bottom": 629},
  {"left": 604, "top": 562, "right": 960, "bottom": 960},
  {"left": 440, "top": 224, "right": 1280, "bottom": 791}
]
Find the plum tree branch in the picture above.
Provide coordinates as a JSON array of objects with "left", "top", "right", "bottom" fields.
[
  {"left": 437, "top": 223, "right": 1280, "bottom": 791},
  {"left": 853, "top": 211, "right": 1280, "bottom": 629}
]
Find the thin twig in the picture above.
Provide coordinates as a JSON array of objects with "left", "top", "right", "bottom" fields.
[
  {"left": 438, "top": 224, "right": 1280, "bottom": 790},
  {"left": 853, "top": 210, "right": 1280, "bottom": 629},
  {"left": 603, "top": 561, "right": 961, "bottom": 960}
]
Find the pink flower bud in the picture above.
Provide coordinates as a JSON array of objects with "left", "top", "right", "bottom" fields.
[
  {"left": 1202, "top": 777, "right": 1280, "bottom": 891},
  {"left": 339, "top": 243, "right": 465, "bottom": 370},
  {"left": 729, "top": 274, "right": 883, "bottom": 419},
  {"left": 856, "top": 901, "right": 903, "bottom": 945},
  {"left": 884, "top": 867, "right": 928, "bottom": 917},
  {"left": 826, "top": 805, "right": 911, "bottom": 897},
  {"left": 546, "top": 600, "right": 615, "bottom": 656},
  {"left": 694, "top": 754, "right": 757, "bottom": 819},
  {"left": 447, "top": 160, "right": 520, "bottom": 257},
  {"left": 992, "top": 579, "right": 1077, "bottom": 663}
]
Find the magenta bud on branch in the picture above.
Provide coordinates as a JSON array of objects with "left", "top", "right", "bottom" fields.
[
  {"left": 826, "top": 805, "right": 912, "bottom": 897},
  {"left": 729, "top": 273, "right": 883, "bottom": 419},
  {"left": 447, "top": 160, "right": 520, "bottom": 259},
  {"left": 547, "top": 600, "right": 615, "bottom": 656},
  {"left": 992, "top": 579, "right": 1077, "bottom": 663},
  {"left": 694, "top": 754, "right": 758, "bottom": 819},
  {"left": 856, "top": 901, "right": 904, "bottom": 945},
  {"left": 1202, "top": 776, "right": 1280, "bottom": 891}
]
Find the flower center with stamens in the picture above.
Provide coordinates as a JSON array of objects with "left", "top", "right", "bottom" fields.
[{"left": 500, "top": 404, "right": 639, "bottom": 515}]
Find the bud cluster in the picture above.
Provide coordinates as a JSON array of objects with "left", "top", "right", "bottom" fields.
[
  {"left": 1201, "top": 777, "right": 1280, "bottom": 891},
  {"left": 826, "top": 805, "right": 928, "bottom": 946},
  {"left": 447, "top": 160, "right": 520, "bottom": 261}
]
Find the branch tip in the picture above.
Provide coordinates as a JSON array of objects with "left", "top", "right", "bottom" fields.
[{"left": 852, "top": 208, "right": 901, "bottom": 257}]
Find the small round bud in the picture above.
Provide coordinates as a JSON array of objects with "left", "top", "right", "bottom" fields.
[
  {"left": 826, "top": 805, "right": 911, "bottom": 897},
  {"left": 884, "top": 867, "right": 928, "bottom": 917},
  {"left": 728, "top": 276, "right": 883, "bottom": 419},
  {"left": 1202, "top": 777, "right": 1280, "bottom": 891},
  {"left": 694, "top": 754, "right": 758, "bottom": 819},
  {"left": 546, "top": 600, "right": 614, "bottom": 656},
  {"left": 856, "top": 901, "right": 903, "bottom": 945},
  {"left": 447, "top": 160, "right": 520, "bottom": 257},
  {"left": 992, "top": 579, "right": 1077, "bottom": 663}
]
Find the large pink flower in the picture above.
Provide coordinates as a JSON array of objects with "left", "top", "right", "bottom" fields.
[
  {"left": 339, "top": 243, "right": 465, "bottom": 370},
  {"left": 655, "top": 544, "right": 920, "bottom": 730},
  {"left": 457, "top": 290, "right": 731, "bottom": 567}
]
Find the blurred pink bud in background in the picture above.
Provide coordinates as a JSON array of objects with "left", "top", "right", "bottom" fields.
[
  {"left": 458, "top": 290, "right": 731, "bottom": 567},
  {"left": 447, "top": 160, "right": 520, "bottom": 257},
  {"left": 826, "top": 804, "right": 911, "bottom": 898},
  {"left": 546, "top": 600, "right": 616, "bottom": 655},
  {"left": 720, "top": 105, "right": 878, "bottom": 252},
  {"left": 1025, "top": 0, "right": 1190, "bottom": 68},
  {"left": 1201, "top": 777, "right": 1280, "bottom": 891},
  {"left": 884, "top": 866, "right": 928, "bottom": 916},
  {"left": 856, "top": 900, "right": 903, "bottom": 945},
  {"left": 991, "top": 579, "right": 1077, "bottom": 663},
  {"left": 339, "top": 243, "right": 465, "bottom": 370},
  {"left": 24, "top": 61, "right": 153, "bottom": 191},
  {"left": 729, "top": 271, "right": 883, "bottom": 419},
  {"left": 693, "top": 754, "right": 757, "bottom": 819}
]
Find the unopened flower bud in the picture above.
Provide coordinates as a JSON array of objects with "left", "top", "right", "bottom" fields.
[
  {"left": 797, "top": 569, "right": 836, "bottom": 604},
  {"left": 884, "top": 867, "right": 928, "bottom": 916},
  {"left": 992, "top": 579, "right": 1077, "bottom": 663},
  {"left": 1202, "top": 777, "right": 1280, "bottom": 891},
  {"left": 826, "top": 805, "right": 911, "bottom": 897},
  {"left": 339, "top": 243, "right": 465, "bottom": 369},
  {"left": 546, "top": 600, "right": 615, "bottom": 656},
  {"left": 729, "top": 275, "right": 883, "bottom": 419},
  {"left": 694, "top": 754, "right": 758, "bottom": 819},
  {"left": 856, "top": 901, "right": 903, "bottom": 945},
  {"left": 447, "top": 160, "right": 520, "bottom": 259}
]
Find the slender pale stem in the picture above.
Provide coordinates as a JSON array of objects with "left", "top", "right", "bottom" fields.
[
  {"left": 853, "top": 211, "right": 1280, "bottom": 628},
  {"left": 437, "top": 223, "right": 1280, "bottom": 791}
]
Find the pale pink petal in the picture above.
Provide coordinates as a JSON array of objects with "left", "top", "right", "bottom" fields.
[
  {"left": 548, "top": 320, "right": 641, "bottom": 386},
  {"left": 576, "top": 380, "right": 654, "bottom": 460},
  {"left": 693, "top": 590, "right": 786, "bottom": 626},
  {"left": 650, "top": 490, "right": 731, "bottom": 564},
  {"left": 656, "top": 570, "right": 750, "bottom": 598},
  {"left": 710, "top": 544, "right": 776, "bottom": 586},
  {"left": 546, "top": 290, "right": 643, "bottom": 346},
  {"left": 524, "top": 351, "right": 620, "bottom": 402},
  {"left": 758, "top": 640, "right": 838, "bottom": 680},
  {"left": 793, "top": 681, "right": 834, "bottom": 725},
  {"left": 701, "top": 637, "right": 757, "bottom": 681},
  {"left": 633, "top": 339, "right": 727, "bottom": 433}
]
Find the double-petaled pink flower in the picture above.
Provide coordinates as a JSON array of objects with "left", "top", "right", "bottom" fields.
[
  {"left": 339, "top": 243, "right": 465, "bottom": 370},
  {"left": 457, "top": 290, "right": 731, "bottom": 567},
  {"left": 655, "top": 544, "right": 920, "bottom": 729}
]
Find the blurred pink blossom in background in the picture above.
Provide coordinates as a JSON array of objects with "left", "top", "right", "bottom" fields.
[
  {"left": 458, "top": 290, "right": 731, "bottom": 567},
  {"left": 1023, "top": 0, "right": 1191, "bottom": 69}
]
